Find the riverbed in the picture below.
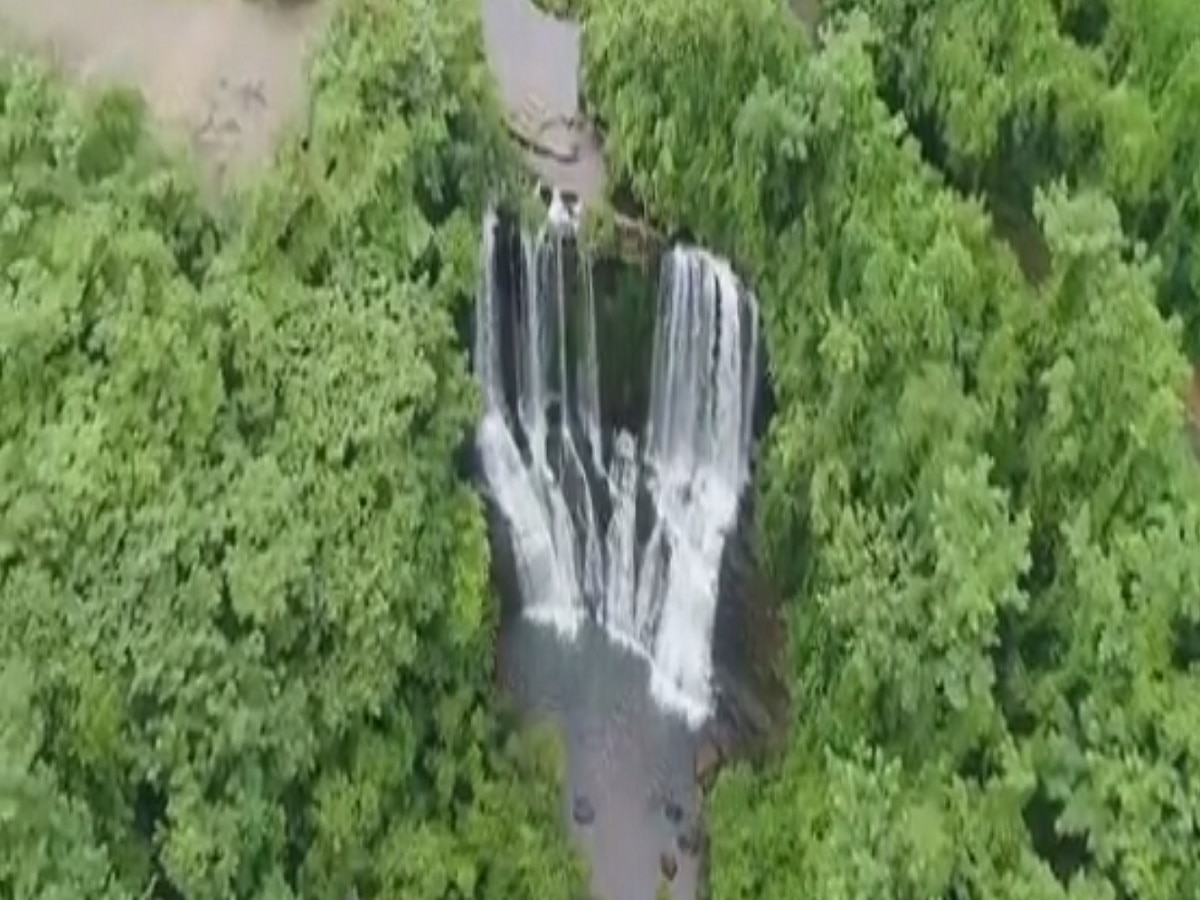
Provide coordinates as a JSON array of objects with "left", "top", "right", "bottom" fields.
[{"left": 498, "top": 614, "right": 702, "bottom": 900}]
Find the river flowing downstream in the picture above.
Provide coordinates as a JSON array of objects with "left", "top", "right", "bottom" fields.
[{"left": 498, "top": 616, "right": 702, "bottom": 899}]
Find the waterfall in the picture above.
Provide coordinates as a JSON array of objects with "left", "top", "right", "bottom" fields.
[
  {"left": 474, "top": 200, "right": 589, "bottom": 635},
  {"left": 474, "top": 194, "right": 759, "bottom": 726}
]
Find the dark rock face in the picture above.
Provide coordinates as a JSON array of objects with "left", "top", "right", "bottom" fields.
[
  {"left": 709, "top": 495, "right": 790, "bottom": 757},
  {"left": 480, "top": 210, "right": 660, "bottom": 441},
  {"left": 591, "top": 255, "right": 658, "bottom": 434},
  {"left": 694, "top": 734, "right": 722, "bottom": 793},
  {"left": 481, "top": 497, "right": 524, "bottom": 623}
]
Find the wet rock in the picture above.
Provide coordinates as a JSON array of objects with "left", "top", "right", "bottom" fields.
[
  {"left": 677, "top": 821, "right": 703, "bottom": 856},
  {"left": 663, "top": 798, "right": 683, "bottom": 825},
  {"left": 659, "top": 850, "right": 678, "bottom": 881},
  {"left": 506, "top": 101, "right": 580, "bottom": 163},
  {"left": 572, "top": 793, "right": 595, "bottom": 826}
]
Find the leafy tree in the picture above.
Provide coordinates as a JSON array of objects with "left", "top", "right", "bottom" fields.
[
  {"left": 0, "top": 659, "right": 131, "bottom": 900},
  {"left": 582, "top": 0, "right": 806, "bottom": 259},
  {"left": 0, "top": 0, "right": 583, "bottom": 896},
  {"left": 823, "top": 0, "right": 1200, "bottom": 357},
  {"left": 580, "top": 1, "right": 1200, "bottom": 897}
]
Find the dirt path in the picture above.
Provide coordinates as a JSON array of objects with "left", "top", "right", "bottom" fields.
[{"left": 0, "top": 0, "right": 329, "bottom": 184}]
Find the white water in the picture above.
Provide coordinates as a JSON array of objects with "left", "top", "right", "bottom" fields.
[
  {"left": 474, "top": 196, "right": 758, "bottom": 726},
  {"left": 474, "top": 203, "right": 585, "bottom": 635}
]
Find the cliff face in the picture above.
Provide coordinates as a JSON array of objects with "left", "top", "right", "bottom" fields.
[{"left": 478, "top": 211, "right": 659, "bottom": 441}]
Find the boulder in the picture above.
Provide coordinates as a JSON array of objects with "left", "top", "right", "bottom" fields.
[
  {"left": 572, "top": 792, "right": 595, "bottom": 826},
  {"left": 506, "top": 93, "right": 579, "bottom": 162},
  {"left": 659, "top": 850, "right": 678, "bottom": 881},
  {"left": 677, "top": 821, "right": 703, "bottom": 856}
]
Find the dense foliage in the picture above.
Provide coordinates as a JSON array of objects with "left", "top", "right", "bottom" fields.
[
  {"left": 825, "top": 0, "right": 1200, "bottom": 357},
  {"left": 0, "top": 0, "right": 585, "bottom": 897},
  {"left": 7, "top": 0, "right": 1200, "bottom": 895},
  {"left": 582, "top": 0, "right": 1200, "bottom": 897}
]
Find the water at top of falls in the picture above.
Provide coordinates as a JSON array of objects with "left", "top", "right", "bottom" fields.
[
  {"left": 474, "top": 201, "right": 759, "bottom": 728},
  {"left": 548, "top": 189, "right": 573, "bottom": 228}
]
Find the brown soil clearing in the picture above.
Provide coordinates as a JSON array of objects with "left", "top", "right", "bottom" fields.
[{"left": 0, "top": 0, "right": 329, "bottom": 184}]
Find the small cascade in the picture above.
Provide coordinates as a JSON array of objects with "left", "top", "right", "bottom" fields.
[{"left": 474, "top": 193, "right": 759, "bottom": 726}]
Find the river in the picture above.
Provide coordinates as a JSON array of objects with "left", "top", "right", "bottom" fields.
[{"left": 498, "top": 614, "right": 702, "bottom": 900}]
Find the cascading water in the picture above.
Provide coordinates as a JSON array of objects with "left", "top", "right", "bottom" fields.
[{"left": 474, "top": 192, "right": 759, "bottom": 726}]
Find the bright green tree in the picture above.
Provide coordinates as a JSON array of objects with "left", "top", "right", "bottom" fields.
[
  {"left": 580, "top": 1, "right": 1200, "bottom": 896},
  {"left": 825, "top": 0, "right": 1200, "bottom": 356},
  {"left": 0, "top": 0, "right": 583, "bottom": 896}
]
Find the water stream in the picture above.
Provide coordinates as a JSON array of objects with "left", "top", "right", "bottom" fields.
[{"left": 498, "top": 616, "right": 702, "bottom": 900}]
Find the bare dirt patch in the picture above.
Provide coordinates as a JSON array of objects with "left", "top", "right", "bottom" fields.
[{"left": 0, "top": 0, "right": 330, "bottom": 184}]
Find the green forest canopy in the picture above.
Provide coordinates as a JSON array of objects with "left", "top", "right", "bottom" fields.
[
  {"left": 581, "top": 0, "right": 1200, "bottom": 897},
  {"left": 3, "top": 0, "right": 1200, "bottom": 899},
  {"left": 0, "top": 0, "right": 584, "bottom": 896}
]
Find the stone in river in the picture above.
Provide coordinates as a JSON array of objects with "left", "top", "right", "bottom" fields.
[
  {"left": 677, "top": 821, "right": 703, "bottom": 856},
  {"left": 663, "top": 797, "right": 683, "bottom": 824},
  {"left": 572, "top": 792, "right": 595, "bottom": 826},
  {"left": 659, "top": 850, "right": 678, "bottom": 881}
]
